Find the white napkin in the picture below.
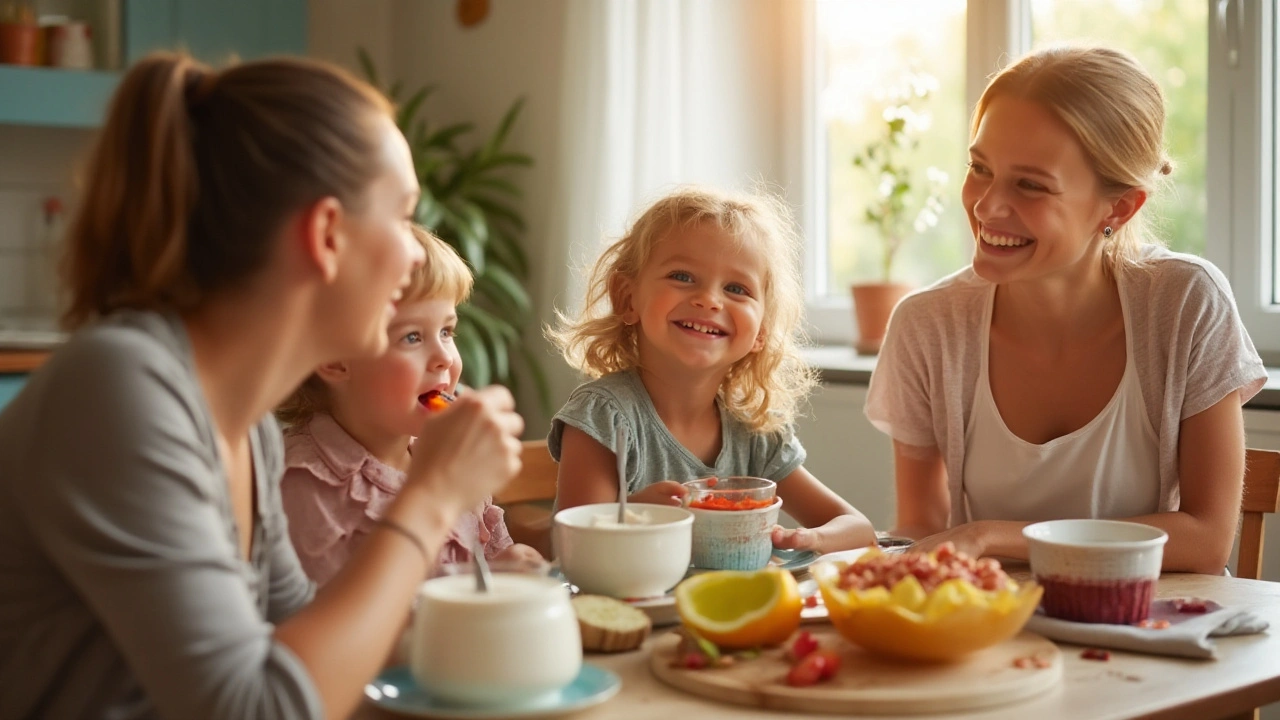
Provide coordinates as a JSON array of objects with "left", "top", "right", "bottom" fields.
[{"left": 1025, "top": 598, "right": 1269, "bottom": 659}]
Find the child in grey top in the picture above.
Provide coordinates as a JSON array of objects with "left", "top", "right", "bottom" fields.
[
  {"left": 549, "top": 186, "right": 877, "bottom": 555},
  {"left": 550, "top": 368, "right": 806, "bottom": 495}
]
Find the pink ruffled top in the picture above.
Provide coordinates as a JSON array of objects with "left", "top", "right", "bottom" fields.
[{"left": 280, "top": 414, "right": 513, "bottom": 586}]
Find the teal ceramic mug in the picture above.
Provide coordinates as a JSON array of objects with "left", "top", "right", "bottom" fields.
[{"left": 686, "top": 486, "right": 783, "bottom": 570}]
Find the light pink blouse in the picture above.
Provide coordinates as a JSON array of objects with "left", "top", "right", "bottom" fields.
[{"left": 280, "top": 414, "right": 513, "bottom": 585}]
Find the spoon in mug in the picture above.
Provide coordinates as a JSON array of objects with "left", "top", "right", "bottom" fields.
[
  {"left": 472, "top": 537, "right": 493, "bottom": 593},
  {"left": 615, "top": 425, "right": 628, "bottom": 524}
]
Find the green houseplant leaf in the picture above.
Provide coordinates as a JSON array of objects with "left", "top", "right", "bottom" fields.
[{"left": 359, "top": 50, "right": 547, "bottom": 413}]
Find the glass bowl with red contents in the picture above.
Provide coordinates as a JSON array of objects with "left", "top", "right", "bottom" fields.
[
  {"left": 682, "top": 477, "right": 780, "bottom": 570},
  {"left": 1023, "top": 519, "right": 1168, "bottom": 625},
  {"left": 684, "top": 476, "right": 776, "bottom": 511}
]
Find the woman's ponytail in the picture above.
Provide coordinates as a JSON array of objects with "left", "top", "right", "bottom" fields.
[
  {"left": 61, "top": 51, "right": 391, "bottom": 329},
  {"left": 62, "top": 53, "right": 206, "bottom": 328}
]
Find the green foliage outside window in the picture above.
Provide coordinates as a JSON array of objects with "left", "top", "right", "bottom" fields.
[{"left": 849, "top": 72, "right": 949, "bottom": 283}]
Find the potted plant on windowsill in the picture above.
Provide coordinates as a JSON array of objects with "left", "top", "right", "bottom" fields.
[{"left": 849, "top": 72, "right": 948, "bottom": 355}]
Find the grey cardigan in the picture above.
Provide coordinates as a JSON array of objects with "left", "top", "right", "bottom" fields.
[{"left": 0, "top": 311, "right": 320, "bottom": 719}]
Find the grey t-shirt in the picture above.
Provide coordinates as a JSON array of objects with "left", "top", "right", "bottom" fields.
[
  {"left": 547, "top": 369, "right": 806, "bottom": 494},
  {"left": 0, "top": 311, "right": 321, "bottom": 719}
]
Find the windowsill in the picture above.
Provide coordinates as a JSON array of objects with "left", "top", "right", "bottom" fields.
[{"left": 802, "top": 345, "right": 1280, "bottom": 411}]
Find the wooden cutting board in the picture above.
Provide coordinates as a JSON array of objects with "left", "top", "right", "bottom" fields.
[{"left": 649, "top": 626, "right": 1062, "bottom": 715}]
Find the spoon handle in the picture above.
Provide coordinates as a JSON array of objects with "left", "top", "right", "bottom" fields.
[
  {"left": 615, "top": 426, "right": 628, "bottom": 524},
  {"left": 472, "top": 539, "right": 493, "bottom": 592}
]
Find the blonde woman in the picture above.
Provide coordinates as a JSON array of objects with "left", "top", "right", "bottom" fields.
[
  {"left": 867, "top": 46, "right": 1267, "bottom": 574},
  {"left": 0, "top": 54, "right": 523, "bottom": 719},
  {"left": 550, "top": 186, "right": 876, "bottom": 554}
]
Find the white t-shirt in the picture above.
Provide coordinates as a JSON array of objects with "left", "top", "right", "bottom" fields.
[
  {"left": 865, "top": 246, "right": 1268, "bottom": 528},
  {"left": 962, "top": 271, "right": 1160, "bottom": 521}
]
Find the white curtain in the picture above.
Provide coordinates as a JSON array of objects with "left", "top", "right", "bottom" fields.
[{"left": 535, "top": 0, "right": 800, "bottom": 411}]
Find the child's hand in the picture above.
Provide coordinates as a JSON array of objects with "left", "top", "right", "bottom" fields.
[
  {"left": 772, "top": 525, "right": 820, "bottom": 552},
  {"left": 628, "top": 480, "right": 690, "bottom": 506},
  {"left": 493, "top": 543, "right": 546, "bottom": 566}
]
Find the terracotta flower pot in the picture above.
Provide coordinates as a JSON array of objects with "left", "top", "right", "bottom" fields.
[
  {"left": 850, "top": 282, "right": 912, "bottom": 355},
  {"left": 0, "top": 22, "right": 41, "bottom": 66}
]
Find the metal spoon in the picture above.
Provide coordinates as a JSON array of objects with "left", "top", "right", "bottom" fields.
[
  {"left": 472, "top": 538, "right": 492, "bottom": 593},
  {"left": 615, "top": 425, "right": 628, "bottom": 524}
]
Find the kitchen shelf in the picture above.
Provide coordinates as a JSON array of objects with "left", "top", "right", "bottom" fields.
[{"left": 0, "top": 65, "right": 120, "bottom": 128}]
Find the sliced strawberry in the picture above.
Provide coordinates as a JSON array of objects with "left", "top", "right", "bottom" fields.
[
  {"left": 786, "top": 653, "right": 826, "bottom": 687},
  {"left": 788, "top": 631, "right": 818, "bottom": 661},
  {"left": 813, "top": 649, "right": 841, "bottom": 680},
  {"left": 681, "top": 652, "right": 709, "bottom": 669}
]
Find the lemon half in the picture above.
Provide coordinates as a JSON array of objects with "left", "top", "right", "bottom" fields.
[{"left": 674, "top": 567, "right": 803, "bottom": 650}]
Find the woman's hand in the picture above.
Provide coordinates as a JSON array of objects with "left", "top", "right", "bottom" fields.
[
  {"left": 910, "top": 520, "right": 1030, "bottom": 560},
  {"left": 628, "top": 480, "right": 689, "bottom": 506},
  {"left": 404, "top": 385, "right": 524, "bottom": 515},
  {"left": 911, "top": 522, "right": 990, "bottom": 559}
]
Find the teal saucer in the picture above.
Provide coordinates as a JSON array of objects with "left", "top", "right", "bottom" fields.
[
  {"left": 364, "top": 664, "right": 620, "bottom": 719},
  {"left": 769, "top": 548, "right": 821, "bottom": 573}
]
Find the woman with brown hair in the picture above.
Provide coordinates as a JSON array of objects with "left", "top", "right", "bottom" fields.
[
  {"left": 867, "top": 46, "right": 1267, "bottom": 574},
  {"left": 0, "top": 53, "right": 524, "bottom": 719}
]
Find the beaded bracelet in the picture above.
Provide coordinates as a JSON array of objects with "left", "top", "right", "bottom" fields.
[{"left": 376, "top": 518, "right": 429, "bottom": 567}]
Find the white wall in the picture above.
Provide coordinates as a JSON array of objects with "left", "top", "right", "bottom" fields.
[
  {"left": 0, "top": 127, "right": 91, "bottom": 320},
  {"left": 307, "top": 0, "right": 395, "bottom": 75}
]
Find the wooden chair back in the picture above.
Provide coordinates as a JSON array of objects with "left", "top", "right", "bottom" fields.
[
  {"left": 494, "top": 440, "right": 559, "bottom": 505},
  {"left": 495, "top": 440, "right": 558, "bottom": 558},
  {"left": 1237, "top": 448, "right": 1280, "bottom": 581}
]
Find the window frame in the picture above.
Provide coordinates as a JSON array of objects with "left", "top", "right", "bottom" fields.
[
  {"left": 802, "top": 0, "right": 1280, "bottom": 358},
  {"left": 1207, "top": 0, "right": 1278, "bottom": 358}
]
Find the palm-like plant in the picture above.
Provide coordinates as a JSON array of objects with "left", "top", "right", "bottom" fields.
[{"left": 358, "top": 50, "right": 549, "bottom": 412}]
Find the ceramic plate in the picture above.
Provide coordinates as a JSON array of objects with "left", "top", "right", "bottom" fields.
[{"left": 364, "top": 663, "right": 621, "bottom": 719}]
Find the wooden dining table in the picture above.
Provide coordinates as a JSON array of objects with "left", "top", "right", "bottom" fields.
[{"left": 360, "top": 571, "right": 1280, "bottom": 720}]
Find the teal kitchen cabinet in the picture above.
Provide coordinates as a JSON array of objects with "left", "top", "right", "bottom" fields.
[
  {"left": 0, "top": 0, "right": 307, "bottom": 128},
  {"left": 0, "top": 374, "right": 25, "bottom": 412},
  {"left": 126, "top": 0, "right": 307, "bottom": 67}
]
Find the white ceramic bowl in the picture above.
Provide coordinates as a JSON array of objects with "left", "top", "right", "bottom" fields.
[
  {"left": 553, "top": 503, "right": 693, "bottom": 598},
  {"left": 411, "top": 573, "right": 582, "bottom": 707},
  {"left": 1023, "top": 519, "right": 1168, "bottom": 624}
]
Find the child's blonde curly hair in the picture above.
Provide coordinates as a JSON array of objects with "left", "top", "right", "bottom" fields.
[
  {"left": 550, "top": 185, "right": 816, "bottom": 433},
  {"left": 276, "top": 224, "right": 473, "bottom": 428}
]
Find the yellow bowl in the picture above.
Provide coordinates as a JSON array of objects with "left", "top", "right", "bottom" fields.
[{"left": 813, "top": 558, "right": 1043, "bottom": 662}]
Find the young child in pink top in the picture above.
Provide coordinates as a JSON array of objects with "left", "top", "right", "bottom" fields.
[{"left": 278, "top": 225, "right": 541, "bottom": 585}]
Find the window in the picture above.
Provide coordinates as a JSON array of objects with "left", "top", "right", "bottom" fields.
[
  {"left": 815, "top": 1, "right": 969, "bottom": 295},
  {"left": 1031, "top": 0, "right": 1207, "bottom": 257},
  {"left": 804, "top": 0, "right": 1278, "bottom": 357}
]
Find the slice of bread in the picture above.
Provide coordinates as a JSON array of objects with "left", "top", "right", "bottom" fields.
[{"left": 572, "top": 595, "right": 652, "bottom": 653}]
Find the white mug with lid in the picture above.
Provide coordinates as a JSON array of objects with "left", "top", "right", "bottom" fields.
[{"left": 410, "top": 572, "right": 582, "bottom": 707}]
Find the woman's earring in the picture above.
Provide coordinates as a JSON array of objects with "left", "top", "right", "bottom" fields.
[{"left": 1103, "top": 226, "right": 1114, "bottom": 238}]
